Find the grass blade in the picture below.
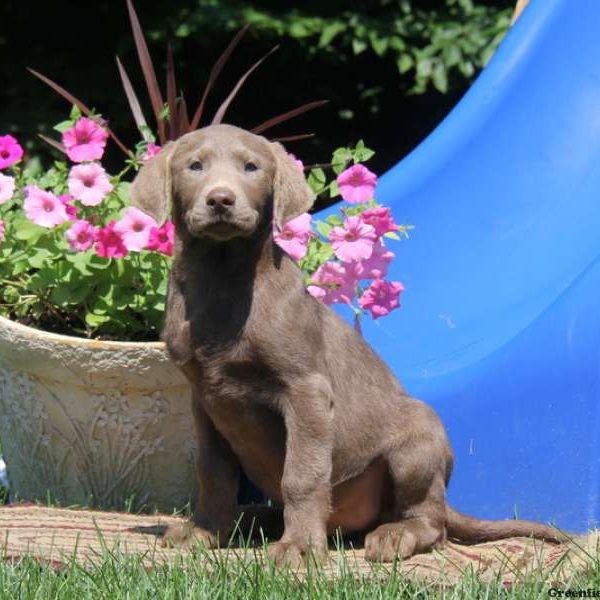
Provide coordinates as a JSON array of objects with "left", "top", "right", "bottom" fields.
[
  {"left": 179, "top": 91, "right": 191, "bottom": 134},
  {"left": 28, "top": 68, "right": 130, "bottom": 156},
  {"left": 251, "top": 100, "right": 328, "bottom": 135},
  {"left": 38, "top": 134, "right": 67, "bottom": 155},
  {"left": 125, "top": 0, "right": 165, "bottom": 143},
  {"left": 28, "top": 68, "right": 92, "bottom": 114},
  {"left": 166, "top": 45, "right": 178, "bottom": 140},
  {"left": 116, "top": 56, "right": 151, "bottom": 141},
  {"left": 270, "top": 133, "right": 315, "bottom": 143},
  {"left": 190, "top": 24, "right": 250, "bottom": 130},
  {"left": 212, "top": 46, "right": 279, "bottom": 125}
]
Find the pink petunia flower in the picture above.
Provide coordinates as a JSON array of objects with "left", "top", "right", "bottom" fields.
[
  {"left": 65, "top": 219, "right": 98, "bottom": 252},
  {"left": 329, "top": 215, "right": 377, "bottom": 262},
  {"left": 62, "top": 117, "right": 109, "bottom": 163},
  {"left": 348, "top": 241, "right": 394, "bottom": 280},
  {"left": 307, "top": 285, "right": 327, "bottom": 300},
  {"left": 68, "top": 163, "right": 113, "bottom": 206},
  {"left": 273, "top": 212, "right": 312, "bottom": 261},
  {"left": 288, "top": 153, "right": 304, "bottom": 172},
  {"left": 58, "top": 194, "right": 79, "bottom": 220},
  {"left": 337, "top": 164, "right": 377, "bottom": 204},
  {"left": 147, "top": 221, "right": 175, "bottom": 256},
  {"left": 0, "top": 135, "right": 24, "bottom": 170},
  {"left": 359, "top": 206, "right": 398, "bottom": 238},
  {"left": 0, "top": 219, "right": 4, "bottom": 244},
  {"left": 0, "top": 173, "right": 15, "bottom": 204},
  {"left": 95, "top": 221, "right": 128, "bottom": 259},
  {"left": 114, "top": 207, "right": 158, "bottom": 251},
  {"left": 359, "top": 279, "right": 405, "bottom": 319},
  {"left": 24, "top": 185, "right": 69, "bottom": 228},
  {"left": 310, "top": 261, "right": 357, "bottom": 305},
  {"left": 141, "top": 143, "right": 162, "bottom": 161}
]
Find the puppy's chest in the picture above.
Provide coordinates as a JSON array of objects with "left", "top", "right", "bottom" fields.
[{"left": 194, "top": 341, "right": 285, "bottom": 409}]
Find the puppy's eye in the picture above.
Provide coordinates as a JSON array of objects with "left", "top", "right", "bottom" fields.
[
  {"left": 244, "top": 161, "right": 258, "bottom": 172},
  {"left": 189, "top": 161, "right": 203, "bottom": 171}
]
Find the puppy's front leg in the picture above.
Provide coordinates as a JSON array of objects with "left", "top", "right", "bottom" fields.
[
  {"left": 163, "top": 395, "right": 240, "bottom": 548},
  {"left": 268, "top": 375, "right": 333, "bottom": 568}
]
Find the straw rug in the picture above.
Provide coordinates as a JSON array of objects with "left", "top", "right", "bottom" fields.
[{"left": 0, "top": 504, "right": 597, "bottom": 585}]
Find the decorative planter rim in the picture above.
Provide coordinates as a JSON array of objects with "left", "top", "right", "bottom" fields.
[{"left": 0, "top": 314, "right": 165, "bottom": 350}]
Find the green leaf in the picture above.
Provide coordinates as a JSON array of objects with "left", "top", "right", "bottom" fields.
[
  {"left": 352, "top": 38, "right": 367, "bottom": 55},
  {"left": 316, "top": 245, "right": 333, "bottom": 262},
  {"left": 459, "top": 60, "right": 475, "bottom": 77},
  {"left": 68, "top": 285, "right": 92, "bottom": 304},
  {"left": 331, "top": 147, "right": 353, "bottom": 174},
  {"left": 442, "top": 44, "right": 462, "bottom": 67},
  {"left": 88, "top": 254, "right": 113, "bottom": 270},
  {"left": 388, "top": 36, "right": 406, "bottom": 52},
  {"left": 369, "top": 34, "right": 388, "bottom": 57},
  {"left": 85, "top": 312, "right": 111, "bottom": 327},
  {"left": 66, "top": 251, "right": 95, "bottom": 276},
  {"left": 307, "top": 168, "right": 327, "bottom": 194},
  {"left": 416, "top": 57, "right": 434, "bottom": 78},
  {"left": 69, "top": 105, "right": 82, "bottom": 121},
  {"left": 315, "top": 221, "right": 332, "bottom": 238},
  {"left": 50, "top": 284, "right": 76, "bottom": 306},
  {"left": 175, "top": 23, "right": 191, "bottom": 37},
  {"left": 289, "top": 21, "right": 311, "bottom": 38},
  {"left": 353, "top": 142, "right": 375, "bottom": 162},
  {"left": 319, "top": 22, "right": 345, "bottom": 47},
  {"left": 13, "top": 219, "right": 46, "bottom": 244},
  {"left": 329, "top": 181, "right": 339, "bottom": 198},
  {"left": 397, "top": 54, "right": 414, "bottom": 74},
  {"left": 53, "top": 120, "right": 73, "bottom": 134},
  {"left": 432, "top": 61, "right": 448, "bottom": 93},
  {"left": 115, "top": 181, "right": 131, "bottom": 205}
]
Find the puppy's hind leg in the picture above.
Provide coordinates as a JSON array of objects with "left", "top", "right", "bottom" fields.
[{"left": 364, "top": 401, "right": 453, "bottom": 562}]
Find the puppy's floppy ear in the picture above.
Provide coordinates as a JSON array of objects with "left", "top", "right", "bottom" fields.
[
  {"left": 271, "top": 142, "right": 315, "bottom": 229},
  {"left": 128, "top": 143, "right": 176, "bottom": 224}
]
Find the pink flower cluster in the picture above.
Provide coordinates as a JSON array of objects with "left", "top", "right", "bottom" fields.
[
  {"left": 0, "top": 136, "right": 22, "bottom": 214},
  {"left": 62, "top": 117, "right": 108, "bottom": 163},
  {"left": 307, "top": 207, "right": 403, "bottom": 319},
  {"left": 59, "top": 118, "right": 114, "bottom": 209},
  {"left": 20, "top": 182, "right": 173, "bottom": 257},
  {"left": 0, "top": 135, "right": 24, "bottom": 170},
  {"left": 336, "top": 164, "right": 377, "bottom": 204},
  {"left": 62, "top": 208, "right": 174, "bottom": 258},
  {"left": 141, "top": 143, "right": 162, "bottom": 161},
  {"left": 0, "top": 126, "right": 174, "bottom": 259},
  {"left": 273, "top": 213, "right": 312, "bottom": 261},
  {"left": 0, "top": 173, "right": 15, "bottom": 204},
  {"left": 273, "top": 161, "right": 404, "bottom": 321}
]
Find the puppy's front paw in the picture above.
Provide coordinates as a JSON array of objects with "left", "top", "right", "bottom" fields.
[
  {"left": 161, "top": 522, "right": 219, "bottom": 549},
  {"left": 364, "top": 524, "right": 417, "bottom": 562},
  {"left": 266, "top": 540, "right": 327, "bottom": 569}
]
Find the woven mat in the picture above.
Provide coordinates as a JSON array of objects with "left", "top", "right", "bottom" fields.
[{"left": 0, "top": 504, "right": 596, "bottom": 584}]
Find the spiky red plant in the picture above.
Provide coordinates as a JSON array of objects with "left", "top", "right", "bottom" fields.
[{"left": 29, "top": 0, "right": 327, "bottom": 156}]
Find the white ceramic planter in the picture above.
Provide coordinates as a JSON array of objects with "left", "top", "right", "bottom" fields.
[{"left": 0, "top": 316, "right": 196, "bottom": 511}]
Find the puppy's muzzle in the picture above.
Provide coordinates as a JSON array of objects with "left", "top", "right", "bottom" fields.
[{"left": 206, "top": 187, "right": 236, "bottom": 215}]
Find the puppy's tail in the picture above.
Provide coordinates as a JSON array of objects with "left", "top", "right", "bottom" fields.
[{"left": 445, "top": 505, "right": 569, "bottom": 545}]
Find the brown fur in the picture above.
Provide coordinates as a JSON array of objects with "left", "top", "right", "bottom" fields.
[{"left": 130, "top": 124, "right": 567, "bottom": 566}]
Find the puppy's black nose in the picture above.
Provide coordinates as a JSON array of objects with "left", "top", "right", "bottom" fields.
[{"left": 206, "top": 187, "right": 236, "bottom": 211}]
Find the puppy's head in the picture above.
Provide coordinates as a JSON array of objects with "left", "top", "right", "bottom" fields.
[{"left": 129, "top": 124, "right": 314, "bottom": 242}]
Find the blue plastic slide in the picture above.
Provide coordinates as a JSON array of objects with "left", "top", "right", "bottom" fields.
[{"left": 322, "top": 0, "right": 600, "bottom": 533}]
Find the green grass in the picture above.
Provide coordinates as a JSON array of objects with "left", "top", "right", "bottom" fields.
[
  {"left": 1, "top": 436, "right": 597, "bottom": 599},
  {"left": 0, "top": 540, "right": 599, "bottom": 600}
]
